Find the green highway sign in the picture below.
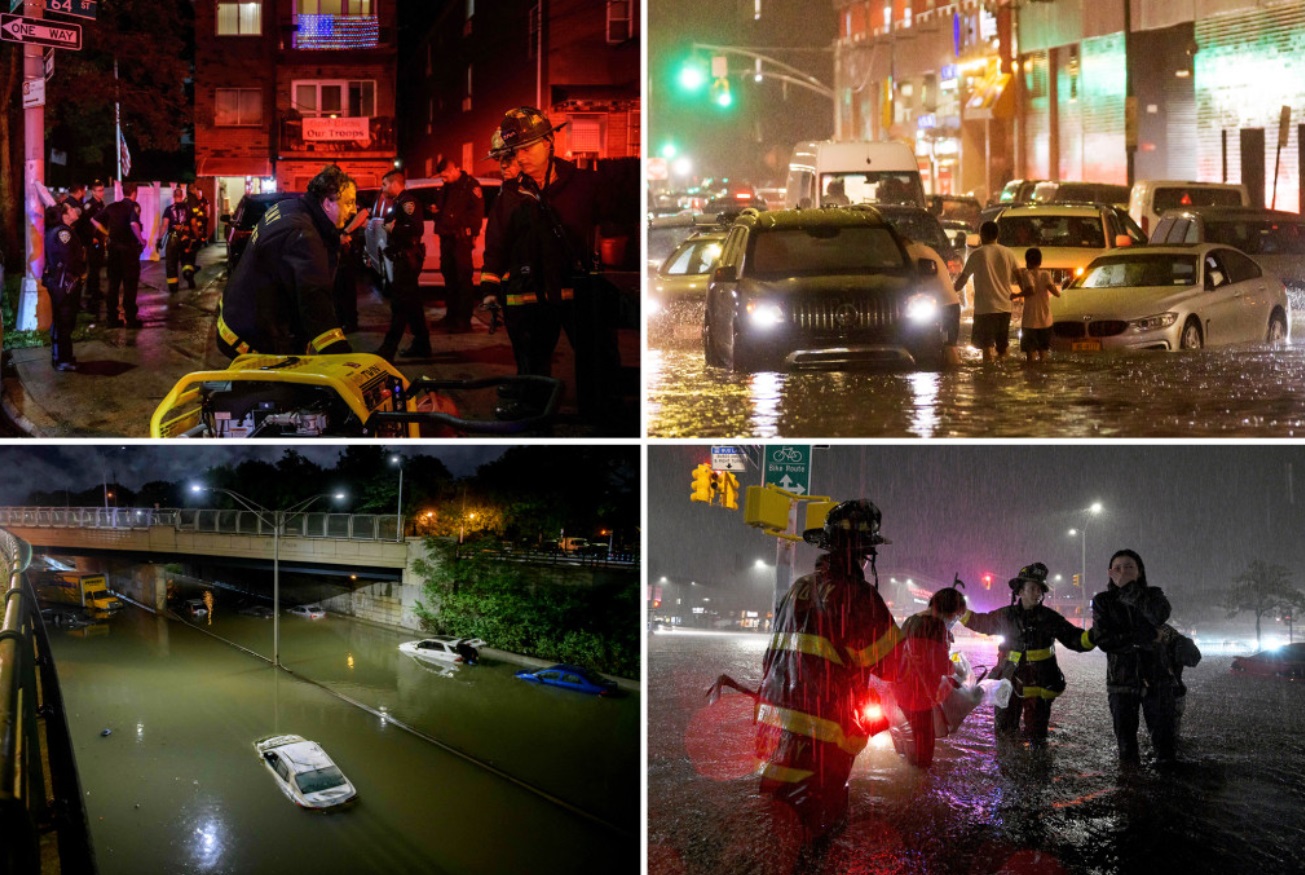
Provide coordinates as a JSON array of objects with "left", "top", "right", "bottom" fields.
[{"left": 763, "top": 445, "right": 810, "bottom": 495}]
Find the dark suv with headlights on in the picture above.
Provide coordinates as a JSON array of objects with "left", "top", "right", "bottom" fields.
[{"left": 702, "top": 206, "right": 949, "bottom": 371}]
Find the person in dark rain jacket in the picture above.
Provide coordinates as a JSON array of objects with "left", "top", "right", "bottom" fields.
[
  {"left": 43, "top": 198, "right": 86, "bottom": 371},
  {"left": 961, "top": 562, "right": 1095, "bottom": 747},
  {"left": 893, "top": 585, "right": 968, "bottom": 768},
  {"left": 755, "top": 500, "right": 901, "bottom": 847},
  {"left": 1090, "top": 549, "right": 1177, "bottom": 765}
]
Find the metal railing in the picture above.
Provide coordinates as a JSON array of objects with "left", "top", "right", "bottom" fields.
[
  {"left": 1, "top": 528, "right": 95, "bottom": 874},
  {"left": 0, "top": 507, "right": 400, "bottom": 542}
]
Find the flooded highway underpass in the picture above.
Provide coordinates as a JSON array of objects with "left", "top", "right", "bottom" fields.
[
  {"left": 48, "top": 602, "right": 640, "bottom": 874},
  {"left": 647, "top": 630, "right": 1305, "bottom": 875}
]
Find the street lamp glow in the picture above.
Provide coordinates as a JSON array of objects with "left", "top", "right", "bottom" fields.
[
  {"left": 672, "top": 157, "right": 693, "bottom": 178},
  {"left": 1089, "top": 502, "right": 1103, "bottom": 514},
  {"left": 754, "top": 559, "right": 766, "bottom": 568},
  {"left": 660, "top": 142, "right": 678, "bottom": 160}
]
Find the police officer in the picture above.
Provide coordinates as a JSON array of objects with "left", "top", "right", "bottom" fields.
[
  {"left": 375, "top": 168, "right": 430, "bottom": 360},
  {"left": 43, "top": 198, "right": 86, "bottom": 372},
  {"left": 182, "top": 185, "right": 210, "bottom": 288},
  {"left": 431, "top": 157, "right": 483, "bottom": 333},
  {"left": 77, "top": 180, "right": 108, "bottom": 315},
  {"left": 216, "top": 164, "right": 354, "bottom": 358},
  {"left": 480, "top": 106, "right": 619, "bottom": 426},
  {"left": 756, "top": 500, "right": 900, "bottom": 846},
  {"left": 160, "top": 185, "right": 191, "bottom": 295},
  {"left": 92, "top": 182, "right": 146, "bottom": 328}
]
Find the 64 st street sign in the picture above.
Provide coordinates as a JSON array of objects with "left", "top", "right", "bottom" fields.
[{"left": 1, "top": 13, "right": 82, "bottom": 50}]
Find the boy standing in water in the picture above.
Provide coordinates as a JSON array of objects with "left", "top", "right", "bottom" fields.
[{"left": 1013, "top": 247, "right": 1061, "bottom": 363}]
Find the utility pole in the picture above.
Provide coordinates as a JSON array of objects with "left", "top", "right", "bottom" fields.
[{"left": 18, "top": 0, "right": 46, "bottom": 331}]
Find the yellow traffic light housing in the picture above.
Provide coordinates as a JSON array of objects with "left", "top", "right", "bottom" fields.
[
  {"left": 803, "top": 500, "right": 837, "bottom": 534},
  {"left": 1072, "top": 573, "right": 1081, "bottom": 588},
  {"left": 744, "top": 485, "right": 790, "bottom": 532},
  {"left": 691, "top": 463, "right": 714, "bottom": 503},
  {"left": 720, "top": 472, "right": 740, "bottom": 510}
]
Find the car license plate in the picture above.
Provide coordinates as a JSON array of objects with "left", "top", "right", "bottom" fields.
[{"left": 1072, "top": 339, "right": 1102, "bottom": 352}]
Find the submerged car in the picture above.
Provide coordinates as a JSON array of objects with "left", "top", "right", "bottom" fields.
[
  {"left": 514, "top": 664, "right": 618, "bottom": 696},
  {"left": 649, "top": 228, "right": 727, "bottom": 339},
  {"left": 254, "top": 734, "right": 356, "bottom": 809},
  {"left": 185, "top": 599, "right": 208, "bottom": 619},
  {"left": 287, "top": 604, "right": 326, "bottom": 620},
  {"left": 1149, "top": 206, "right": 1305, "bottom": 296},
  {"left": 993, "top": 202, "right": 1144, "bottom": 287},
  {"left": 701, "top": 206, "right": 949, "bottom": 372},
  {"left": 1231, "top": 642, "right": 1305, "bottom": 678},
  {"left": 238, "top": 604, "right": 274, "bottom": 619},
  {"left": 398, "top": 636, "right": 487, "bottom": 666},
  {"left": 1050, "top": 245, "right": 1290, "bottom": 351}
]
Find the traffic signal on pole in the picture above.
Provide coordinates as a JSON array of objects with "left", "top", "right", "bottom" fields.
[
  {"left": 720, "top": 472, "right": 740, "bottom": 510},
  {"left": 1072, "top": 573, "right": 1081, "bottom": 587},
  {"left": 711, "top": 77, "right": 733, "bottom": 108},
  {"left": 691, "top": 464, "right": 714, "bottom": 503},
  {"left": 678, "top": 61, "right": 707, "bottom": 93}
]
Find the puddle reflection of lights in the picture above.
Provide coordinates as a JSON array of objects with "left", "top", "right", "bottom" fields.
[
  {"left": 194, "top": 822, "right": 223, "bottom": 867},
  {"left": 908, "top": 371, "right": 941, "bottom": 438},
  {"left": 748, "top": 371, "right": 784, "bottom": 437},
  {"left": 136, "top": 722, "right": 145, "bottom": 743},
  {"left": 646, "top": 348, "right": 665, "bottom": 421},
  {"left": 379, "top": 705, "right": 390, "bottom": 728},
  {"left": 347, "top": 653, "right": 355, "bottom": 670}
]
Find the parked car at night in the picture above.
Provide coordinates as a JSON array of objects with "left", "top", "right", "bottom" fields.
[
  {"left": 1149, "top": 206, "right": 1305, "bottom": 297},
  {"left": 649, "top": 226, "right": 728, "bottom": 340},
  {"left": 1049, "top": 244, "right": 1290, "bottom": 351},
  {"left": 238, "top": 604, "right": 274, "bottom": 619},
  {"left": 398, "top": 636, "right": 486, "bottom": 667},
  {"left": 222, "top": 192, "right": 297, "bottom": 273},
  {"left": 926, "top": 194, "right": 983, "bottom": 229},
  {"left": 254, "top": 734, "right": 356, "bottom": 809},
  {"left": 873, "top": 204, "right": 964, "bottom": 280},
  {"left": 1032, "top": 180, "right": 1131, "bottom": 208},
  {"left": 701, "top": 206, "right": 949, "bottom": 372},
  {"left": 514, "top": 664, "right": 619, "bottom": 696},
  {"left": 1231, "top": 642, "right": 1305, "bottom": 678},
  {"left": 1128, "top": 179, "right": 1250, "bottom": 238},
  {"left": 993, "top": 202, "right": 1144, "bottom": 288},
  {"left": 996, "top": 178, "right": 1048, "bottom": 205},
  {"left": 287, "top": 604, "right": 326, "bottom": 620}
]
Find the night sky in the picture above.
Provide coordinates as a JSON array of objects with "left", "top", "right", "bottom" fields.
[
  {"left": 0, "top": 444, "right": 510, "bottom": 504},
  {"left": 649, "top": 444, "right": 1305, "bottom": 616}
]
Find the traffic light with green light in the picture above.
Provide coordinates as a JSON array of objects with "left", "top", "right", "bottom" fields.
[
  {"left": 691, "top": 463, "right": 714, "bottom": 503},
  {"left": 711, "top": 77, "right": 733, "bottom": 108},
  {"left": 678, "top": 61, "right": 707, "bottom": 93}
]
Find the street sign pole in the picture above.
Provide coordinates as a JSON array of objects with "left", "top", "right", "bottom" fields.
[{"left": 18, "top": 0, "right": 45, "bottom": 331}]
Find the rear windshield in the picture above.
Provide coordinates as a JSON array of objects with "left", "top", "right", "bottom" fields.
[
  {"left": 747, "top": 226, "right": 906, "bottom": 277},
  {"left": 1203, "top": 219, "right": 1305, "bottom": 255},
  {"left": 880, "top": 213, "right": 951, "bottom": 253},
  {"left": 1078, "top": 253, "right": 1199, "bottom": 288},
  {"left": 295, "top": 766, "right": 348, "bottom": 795},
  {"left": 999, "top": 214, "right": 1105, "bottom": 249},
  {"left": 1153, "top": 187, "right": 1243, "bottom": 212},
  {"left": 818, "top": 172, "right": 925, "bottom": 208}
]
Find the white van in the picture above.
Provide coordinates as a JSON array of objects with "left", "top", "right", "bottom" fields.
[
  {"left": 785, "top": 141, "right": 926, "bottom": 211},
  {"left": 1128, "top": 179, "right": 1249, "bottom": 237}
]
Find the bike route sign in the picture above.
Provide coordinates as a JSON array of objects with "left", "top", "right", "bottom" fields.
[{"left": 763, "top": 445, "right": 810, "bottom": 495}]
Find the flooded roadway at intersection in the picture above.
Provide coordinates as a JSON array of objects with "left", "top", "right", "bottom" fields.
[
  {"left": 646, "top": 328, "right": 1305, "bottom": 438},
  {"left": 647, "top": 630, "right": 1305, "bottom": 875},
  {"left": 48, "top": 604, "right": 639, "bottom": 874}
]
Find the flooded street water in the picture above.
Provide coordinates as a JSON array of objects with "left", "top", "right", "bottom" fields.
[
  {"left": 646, "top": 326, "right": 1305, "bottom": 437},
  {"left": 647, "top": 630, "right": 1305, "bottom": 875},
  {"left": 48, "top": 604, "right": 639, "bottom": 874}
]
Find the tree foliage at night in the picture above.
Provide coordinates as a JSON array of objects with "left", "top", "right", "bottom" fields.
[
  {"left": 1224, "top": 560, "right": 1305, "bottom": 647},
  {"left": 412, "top": 540, "right": 639, "bottom": 679}
]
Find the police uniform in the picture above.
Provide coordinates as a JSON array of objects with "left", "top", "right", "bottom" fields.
[
  {"left": 76, "top": 191, "right": 107, "bottom": 312},
  {"left": 216, "top": 194, "right": 350, "bottom": 358},
  {"left": 43, "top": 218, "right": 86, "bottom": 369},
  {"left": 183, "top": 191, "right": 210, "bottom": 288},
  {"left": 99, "top": 197, "right": 144, "bottom": 327},
  {"left": 161, "top": 197, "right": 191, "bottom": 294},
  {"left": 482, "top": 157, "right": 618, "bottom": 419},
  {"left": 376, "top": 188, "right": 430, "bottom": 358},
  {"left": 434, "top": 170, "right": 484, "bottom": 330}
]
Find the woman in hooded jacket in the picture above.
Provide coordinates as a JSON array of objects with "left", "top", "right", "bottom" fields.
[{"left": 1090, "top": 548, "right": 1176, "bottom": 766}]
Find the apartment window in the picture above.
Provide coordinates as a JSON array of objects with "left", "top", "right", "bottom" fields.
[
  {"left": 606, "top": 0, "right": 634, "bottom": 44},
  {"left": 294, "top": 0, "right": 378, "bottom": 49},
  {"left": 216, "top": 1, "right": 262, "bottom": 36},
  {"left": 215, "top": 88, "right": 263, "bottom": 126},
  {"left": 292, "top": 80, "right": 376, "bottom": 117},
  {"left": 569, "top": 115, "right": 604, "bottom": 155},
  {"left": 462, "top": 66, "right": 472, "bottom": 112}
]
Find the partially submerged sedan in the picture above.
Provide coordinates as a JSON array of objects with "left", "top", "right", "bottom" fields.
[
  {"left": 514, "top": 664, "right": 619, "bottom": 696},
  {"left": 398, "top": 635, "right": 486, "bottom": 667},
  {"left": 1050, "top": 245, "right": 1290, "bottom": 351},
  {"left": 254, "top": 734, "right": 356, "bottom": 809}
]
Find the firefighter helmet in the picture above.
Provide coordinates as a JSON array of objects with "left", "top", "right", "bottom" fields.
[
  {"left": 1009, "top": 561, "right": 1050, "bottom": 593},
  {"left": 497, "top": 106, "right": 569, "bottom": 151},
  {"left": 802, "top": 499, "right": 886, "bottom": 553}
]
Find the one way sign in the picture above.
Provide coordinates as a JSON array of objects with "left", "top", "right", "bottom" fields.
[{"left": 0, "top": 13, "right": 82, "bottom": 50}]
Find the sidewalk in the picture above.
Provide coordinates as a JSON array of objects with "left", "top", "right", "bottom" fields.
[{"left": 2, "top": 244, "right": 640, "bottom": 437}]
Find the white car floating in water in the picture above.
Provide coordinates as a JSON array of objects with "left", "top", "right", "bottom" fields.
[
  {"left": 398, "top": 636, "right": 487, "bottom": 666},
  {"left": 254, "top": 734, "right": 356, "bottom": 810}
]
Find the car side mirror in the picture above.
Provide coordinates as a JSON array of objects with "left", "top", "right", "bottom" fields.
[
  {"left": 966, "top": 233, "right": 981, "bottom": 248},
  {"left": 917, "top": 257, "right": 938, "bottom": 276},
  {"left": 1115, "top": 234, "right": 1133, "bottom": 247},
  {"left": 712, "top": 264, "right": 738, "bottom": 283}
]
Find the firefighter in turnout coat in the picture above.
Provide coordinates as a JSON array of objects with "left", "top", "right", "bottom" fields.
[
  {"left": 960, "top": 562, "right": 1095, "bottom": 746},
  {"left": 755, "top": 500, "right": 901, "bottom": 843}
]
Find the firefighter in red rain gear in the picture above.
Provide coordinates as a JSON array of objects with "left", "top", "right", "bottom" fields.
[{"left": 755, "top": 500, "right": 901, "bottom": 842}]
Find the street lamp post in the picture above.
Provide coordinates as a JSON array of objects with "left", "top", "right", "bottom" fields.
[
  {"left": 390, "top": 455, "right": 404, "bottom": 541},
  {"left": 190, "top": 485, "right": 343, "bottom": 668},
  {"left": 1068, "top": 501, "right": 1104, "bottom": 624}
]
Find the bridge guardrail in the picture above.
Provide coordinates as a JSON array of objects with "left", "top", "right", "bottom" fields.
[{"left": 0, "top": 507, "right": 400, "bottom": 542}]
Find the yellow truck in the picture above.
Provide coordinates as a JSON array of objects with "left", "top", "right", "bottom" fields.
[{"left": 36, "top": 573, "right": 122, "bottom": 618}]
